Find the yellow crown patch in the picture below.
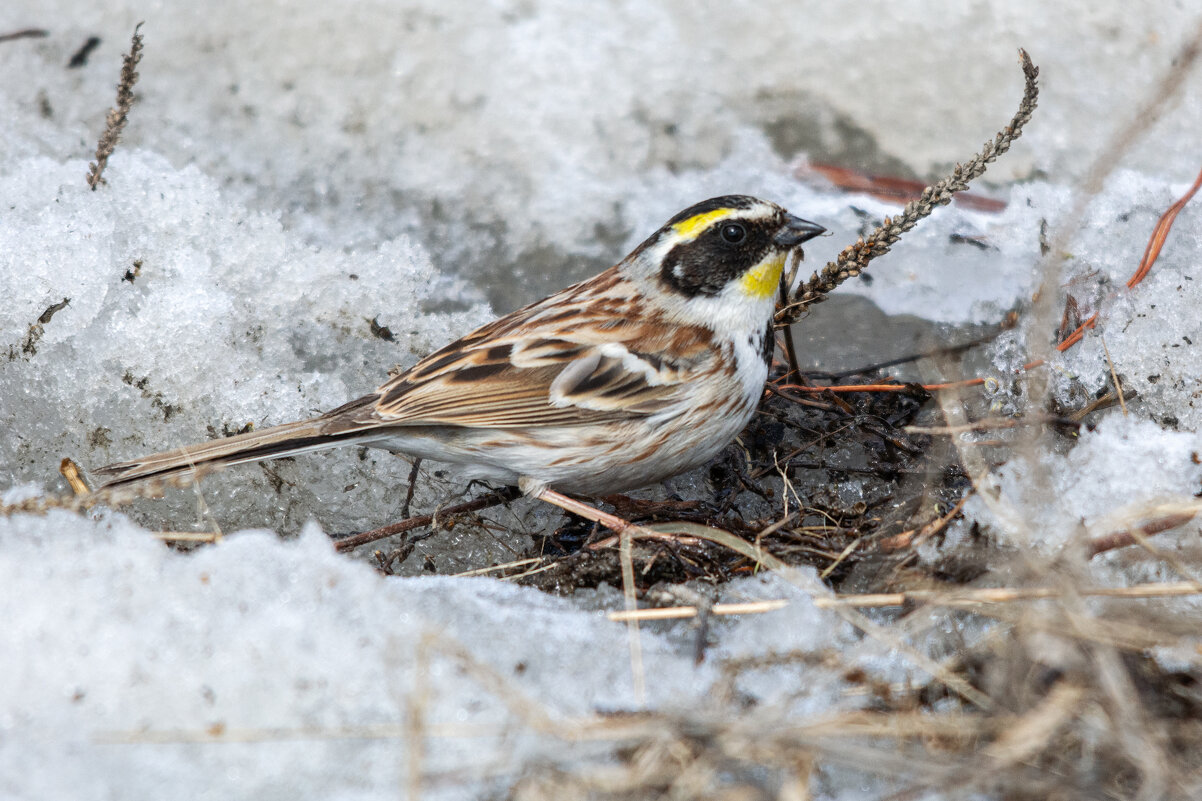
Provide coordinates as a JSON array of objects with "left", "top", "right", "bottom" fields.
[{"left": 671, "top": 208, "right": 735, "bottom": 242}]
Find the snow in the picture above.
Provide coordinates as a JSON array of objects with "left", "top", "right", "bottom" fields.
[
  {"left": 1, "top": 0, "right": 1201, "bottom": 798},
  {"left": 0, "top": 152, "right": 491, "bottom": 538},
  {"left": 0, "top": 513, "right": 867, "bottom": 800},
  {"left": 963, "top": 414, "right": 1202, "bottom": 551}
]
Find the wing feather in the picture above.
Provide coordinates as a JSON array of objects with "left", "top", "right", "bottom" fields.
[{"left": 326, "top": 271, "right": 717, "bottom": 432}]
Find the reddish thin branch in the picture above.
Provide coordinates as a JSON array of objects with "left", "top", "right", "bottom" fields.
[
  {"left": 878, "top": 493, "right": 972, "bottom": 552},
  {"left": 802, "top": 164, "right": 1008, "bottom": 213},
  {"left": 1087, "top": 512, "right": 1198, "bottom": 558},
  {"left": 332, "top": 488, "right": 519, "bottom": 552},
  {"left": 1053, "top": 163, "right": 1202, "bottom": 356},
  {"left": 1128, "top": 164, "right": 1202, "bottom": 289},
  {"left": 1054, "top": 313, "right": 1100, "bottom": 353}
]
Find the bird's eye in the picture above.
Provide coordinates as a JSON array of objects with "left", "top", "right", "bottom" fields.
[{"left": 720, "top": 223, "right": 746, "bottom": 244}]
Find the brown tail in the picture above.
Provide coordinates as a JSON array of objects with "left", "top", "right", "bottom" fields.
[{"left": 92, "top": 415, "right": 372, "bottom": 488}]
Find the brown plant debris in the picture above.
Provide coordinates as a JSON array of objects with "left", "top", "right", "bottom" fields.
[
  {"left": 367, "top": 316, "right": 396, "bottom": 341},
  {"left": 801, "top": 162, "right": 1009, "bottom": 213},
  {"left": 86, "top": 23, "right": 144, "bottom": 190},
  {"left": 0, "top": 28, "right": 48, "bottom": 43},
  {"left": 68, "top": 36, "right": 102, "bottom": 68},
  {"left": 11, "top": 297, "right": 71, "bottom": 358},
  {"left": 1, "top": 465, "right": 217, "bottom": 519},
  {"left": 59, "top": 458, "right": 91, "bottom": 496}
]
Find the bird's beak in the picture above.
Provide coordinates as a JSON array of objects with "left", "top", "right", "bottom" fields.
[{"left": 773, "top": 214, "right": 826, "bottom": 248}]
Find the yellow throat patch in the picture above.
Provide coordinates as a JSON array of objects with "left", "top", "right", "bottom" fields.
[{"left": 739, "top": 255, "right": 784, "bottom": 300}]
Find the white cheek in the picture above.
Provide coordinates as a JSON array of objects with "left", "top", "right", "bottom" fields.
[
  {"left": 666, "top": 283, "right": 775, "bottom": 404},
  {"left": 672, "top": 281, "right": 775, "bottom": 344}
]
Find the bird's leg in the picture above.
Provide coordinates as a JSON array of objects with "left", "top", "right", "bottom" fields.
[
  {"left": 519, "top": 476, "right": 635, "bottom": 534},
  {"left": 400, "top": 457, "right": 421, "bottom": 518},
  {"left": 522, "top": 477, "right": 646, "bottom": 701},
  {"left": 535, "top": 487, "right": 635, "bottom": 533},
  {"left": 520, "top": 478, "right": 697, "bottom": 548}
]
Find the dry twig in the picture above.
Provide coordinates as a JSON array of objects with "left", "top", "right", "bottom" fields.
[
  {"left": 815, "top": 580, "right": 1202, "bottom": 609},
  {"left": 607, "top": 600, "right": 789, "bottom": 622},
  {"left": 0, "top": 28, "right": 48, "bottom": 43},
  {"left": 333, "top": 487, "right": 520, "bottom": 552},
  {"left": 1, "top": 465, "right": 216, "bottom": 518}
]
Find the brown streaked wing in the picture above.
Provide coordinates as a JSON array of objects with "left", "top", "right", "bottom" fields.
[
  {"left": 374, "top": 362, "right": 636, "bottom": 427},
  {"left": 331, "top": 307, "right": 716, "bottom": 431}
]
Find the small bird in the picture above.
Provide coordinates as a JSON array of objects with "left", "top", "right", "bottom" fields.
[{"left": 94, "top": 196, "right": 824, "bottom": 500}]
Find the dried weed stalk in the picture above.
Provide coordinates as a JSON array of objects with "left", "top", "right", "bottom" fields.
[
  {"left": 506, "top": 577, "right": 1202, "bottom": 799},
  {"left": 0, "top": 466, "right": 213, "bottom": 518},
  {"left": 100, "top": 581, "right": 1202, "bottom": 799},
  {"left": 777, "top": 49, "right": 1039, "bottom": 324},
  {"left": 86, "top": 23, "right": 144, "bottom": 190}
]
